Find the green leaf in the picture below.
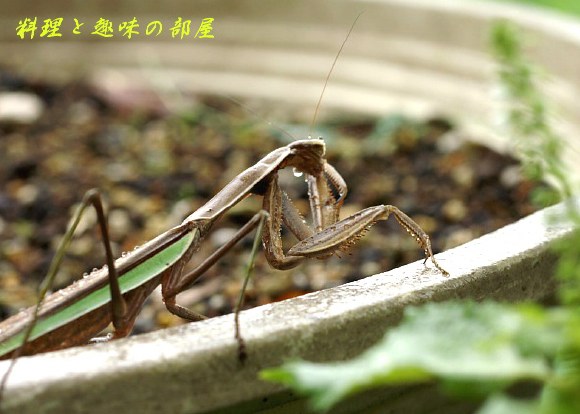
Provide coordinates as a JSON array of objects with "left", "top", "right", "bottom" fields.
[
  {"left": 476, "top": 393, "right": 540, "bottom": 414},
  {"left": 555, "top": 231, "right": 580, "bottom": 307},
  {"left": 540, "top": 349, "right": 580, "bottom": 414},
  {"left": 261, "top": 301, "right": 564, "bottom": 411}
]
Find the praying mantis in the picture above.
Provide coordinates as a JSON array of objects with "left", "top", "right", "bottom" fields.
[
  {"left": 0, "top": 138, "right": 448, "bottom": 359},
  {"left": 0, "top": 16, "right": 449, "bottom": 399}
]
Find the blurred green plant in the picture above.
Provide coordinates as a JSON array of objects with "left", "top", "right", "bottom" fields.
[
  {"left": 500, "top": 0, "right": 580, "bottom": 17},
  {"left": 363, "top": 114, "right": 425, "bottom": 156},
  {"left": 260, "top": 21, "right": 580, "bottom": 414},
  {"left": 492, "top": 21, "right": 580, "bottom": 308},
  {"left": 262, "top": 302, "right": 573, "bottom": 412},
  {"left": 492, "top": 20, "right": 571, "bottom": 205}
]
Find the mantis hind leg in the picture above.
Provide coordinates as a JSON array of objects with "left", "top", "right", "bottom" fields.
[
  {"left": 162, "top": 211, "right": 270, "bottom": 361},
  {"left": 28, "top": 189, "right": 132, "bottom": 340},
  {"left": 234, "top": 210, "right": 268, "bottom": 363},
  {"left": 0, "top": 189, "right": 128, "bottom": 397}
]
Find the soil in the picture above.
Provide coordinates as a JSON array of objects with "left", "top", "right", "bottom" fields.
[{"left": 0, "top": 68, "right": 545, "bottom": 334}]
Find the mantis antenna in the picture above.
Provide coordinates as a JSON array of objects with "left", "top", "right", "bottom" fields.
[
  {"left": 218, "top": 12, "right": 363, "bottom": 144},
  {"left": 309, "top": 12, "right": 363, "bottom": 138}
]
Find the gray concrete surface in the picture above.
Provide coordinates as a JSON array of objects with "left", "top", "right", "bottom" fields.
[{"left": 0, "top": 201, "right": 575, "bottom": 414}]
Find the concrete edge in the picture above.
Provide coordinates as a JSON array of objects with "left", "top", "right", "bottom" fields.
[{"left": 0, "top": 201, "right": 575, "bottom": 414}]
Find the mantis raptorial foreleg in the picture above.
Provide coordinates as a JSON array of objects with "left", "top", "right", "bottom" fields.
[
  {"left": 287, "top": 204, "right": 449, "bottom": 277},
  {"left": 381, "top": 205, "right": 447, "bottom": 275}
]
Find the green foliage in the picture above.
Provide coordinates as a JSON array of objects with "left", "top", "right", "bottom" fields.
[
  {"left": 491, "top": 21, "right": 571, "bottom": 202},
  {"left": 492, "top": 21, "right": 580, "bottom": 308},
  {"left": 261, "top": 19, "right": 580, "bottom": 414},
  {"left": 554, "top": 230, "right": 580, "bottom": 307},
  {"left": 540, "top": 349, "right": 580, "bottom": 414},
  {"left": 363, "top": 114, "right": 425, "bottom": 155},
  {"left": 262, "top": 302, "right": 572, "bottom": 411},
  {"left": 501, "top": 0, "right": 580, "bottom": 17},
  {"left": 477, "top": 393, "right": 540, "bottom": 414}
]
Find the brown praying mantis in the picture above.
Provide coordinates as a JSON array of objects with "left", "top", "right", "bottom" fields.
[
  {"left": 0, "top": 138, "right": 448, "bottom": 358},
  {"left": 0, "top": 15, "right": 449, "bottom": 399}
]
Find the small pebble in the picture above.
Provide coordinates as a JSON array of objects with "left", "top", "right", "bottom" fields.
[
  {"left": 444, "top": 228, "right": 476, "bottom": 250},
  {"left": 442, "top": 199, "right": 468, "bottom": 222},
  {"left": 14, "top": 184, "right": 39, "bottom": 205},
  {"left": 450, "top": 164, "right": 475, "bottom": 188},
  {"left": 0, "top": 92, "right": 44, "bottom": 124},
  {"left": 108, "top": 209, "right": 133, "bottom": 240},
  {"left": 208, "top": 294, "right": 228, "bottom": 312},
  {"left": 500, "top": 165, "right": 523, "bottom": 188},
  {"left": 210, "top": 228, "right": 239, "bottom": 248}
]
